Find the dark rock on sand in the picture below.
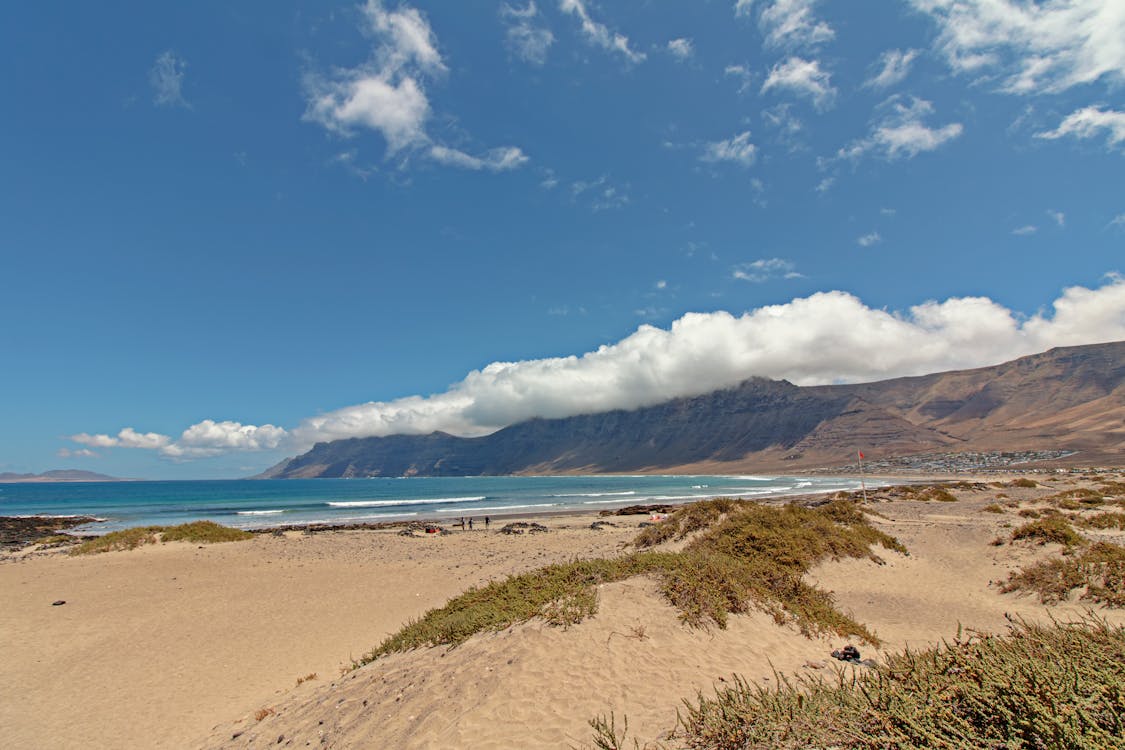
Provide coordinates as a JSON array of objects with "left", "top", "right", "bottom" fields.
[
  {"left": 0, "top": 515, "right": 99, "bottom": 551},
  {"left": 499, "top": 522, "right": 548, "bottom": 535}
]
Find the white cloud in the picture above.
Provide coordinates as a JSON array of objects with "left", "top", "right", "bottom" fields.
[
  {"left": 667, "top": 38, "right": 694, "bottom": 61},
  {"left": 559, "top": 0, "right": 645, "bottom": 63},
  {"left": 837, "top": 96, "right": 963, "bottom": 161},
  {"left": 762, "top": 103, "right": 804, "bottom": 144},
  {"left": 656, "top": 280, "right": 668, "bottom": 289},
  {"left": 739, "top": 0, "right": 834, "bottom": 49},
  {"left": 865, "top": 48, "right": 920, "bottom": 89},
  {"left": 815, "top": 176, "right": 835, "bottom": 193},
  {"left": 1012, "top": 224, "right": 1038, "bottom": 236},
  {"left": 57, "top": 448, "right": 97, "bottom": 459},
  {"left": 724, "top": 64, "right": 754, "bottom": 93},
  {"left": 72, "top": 421, "right": 287, "bottom": 460},
  {"left": 911, "top": 0, "right": 1125, "bottom": 94},
  {"left": 429, "top": 145, "right": 529, "bottom": 171},
  {"left": 72, "top": 428, "right": 172, "bottom": 450},
  {"left": 732, "top": 257, "right": 802, "bottom": 282},
  {"left": 857, "top": 231, "right": 882, "bottom": 246},
  {"left": 571, "top": 175, "right": 630, "bottom": 211},
  {"left": 1110, "top": 213, "right": 1125, "bottom": 228},
  {"left": 160, "top": 420, "right": 288, "bottom": 459},
  {"left": 303, "top": 0, "right": 526, "bottom": 170},
  {"left": 761, "top": 57, "right": 837, "bottom": 109},
  {"left": 287, "top": 275, "right": 1125, "bottom": 445},
  {"left": 1048, "top": 209, "right": 1066, "bottom": 227},
  {"left": 305, "top": 74, "right": 431, "bottom": 151},
  {"left": 77, "top": 277, "right": 1125, "bottom": 455},
  {"left": 150, "top": 51, "right": 189, "bottom": 108},
  {"left": 501, "top": 2, "right": 554, "bottom": 66},
  {"left": 700, "top": 131, "right": 758, "bottom": 167},
  {"left": 1035, "top": 106, "right": 1125, "bottom": 149}
]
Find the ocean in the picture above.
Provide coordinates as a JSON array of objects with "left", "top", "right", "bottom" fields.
[{"left": 0, "top": 475, "right": 879, "bottom": 534}]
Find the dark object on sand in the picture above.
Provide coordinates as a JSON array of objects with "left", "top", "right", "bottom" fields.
[
  {"left": 832, "top": 645, "right": 862, "bottom": 662},
  {"left": 590, "top": 521, "right": 617, "bottom": 530},
  {"left": 499, "top": 522, "right": 549, "bottom": 535},
  {"left": 52, "top": 600, "right": 66, "bottom": 606}
]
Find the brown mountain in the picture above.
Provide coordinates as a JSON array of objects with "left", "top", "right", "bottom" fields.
[{"left": 260, "top": 341, "right": 1124, "bottom": 478}]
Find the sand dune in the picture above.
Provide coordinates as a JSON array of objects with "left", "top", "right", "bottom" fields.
[{"left": 2, "top": 473, "right": 1123, "bottom": 749}]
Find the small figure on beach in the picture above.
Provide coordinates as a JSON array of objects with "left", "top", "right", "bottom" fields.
[
  {"left": 468, "top": 517, "right": 474, "bottom": 530},
  {"left": 485, "top": 516, "right": 490, "bottom": 528},
  {"left": 459, "top": 516, "right": 466, "bottom": 530}
]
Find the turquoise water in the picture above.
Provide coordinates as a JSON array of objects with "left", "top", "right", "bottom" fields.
[{"left": 0, "top": 475, "right": 877, "bottom": 534}]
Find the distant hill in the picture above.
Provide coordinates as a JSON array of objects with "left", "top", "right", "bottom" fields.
[
  {"left": 260, "top": 341, "right": 1125, "bottom": 478},
  {"left": 0, "top": 469, "right": 126, "bottom": 483}
]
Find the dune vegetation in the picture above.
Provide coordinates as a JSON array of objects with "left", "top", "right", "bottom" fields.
[
  {"left": 359, "top": 498, "right": 904, "bottom": 666},
  {"left": 70, "top": 521, "right": 252, "bottom": 555},
  {"left": 589, "top": 615, "right": 1125, "bottom": 750}
]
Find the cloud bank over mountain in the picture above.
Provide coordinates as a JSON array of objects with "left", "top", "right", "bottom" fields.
[{"left": 72, "top": 276, "right": 1125, "bottom": 459}]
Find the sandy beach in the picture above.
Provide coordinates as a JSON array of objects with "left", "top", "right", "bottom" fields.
[{"left": 2, "top": 471, "right": 1123, "bottom": 749}]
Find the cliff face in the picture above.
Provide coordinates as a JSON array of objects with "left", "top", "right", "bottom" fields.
[{"left": 260, "top": 341, "right": 1125, "bottom": 478}]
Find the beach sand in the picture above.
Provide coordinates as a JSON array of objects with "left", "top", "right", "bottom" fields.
[{"left": 2, "top": 472, "right": 1123, "bottom": 749}]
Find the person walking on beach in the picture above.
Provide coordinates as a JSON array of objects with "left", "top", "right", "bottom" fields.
[
  {"left": 485, "top": 516, "right": 490, "bottom": 529},
  {"left": 468, "top": 517, "right": 474, "bottom": 530}
]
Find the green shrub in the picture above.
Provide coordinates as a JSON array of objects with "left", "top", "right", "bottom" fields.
[
  {"left": 668, "top": 616, "right": 1125, "bottom": 750},
  {"left": 359, "top": 500, "right": 904, "bottom": 665},
  {"left": 1010, "top": 517, "right": 1085, "bottom": 548},
  {"left": 1010, "top": 477, "right": 1038, "bottom": 488},
  {"left": 1002, "top": 542, "right": 1125, "bottom": 607},
  {"left": 70, "top": 521, "right": 252, "bottom": 555}
]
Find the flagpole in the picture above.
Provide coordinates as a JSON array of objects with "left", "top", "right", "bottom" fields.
[{"left": 858, "top": 450, "right": 868, "bottom": 503}]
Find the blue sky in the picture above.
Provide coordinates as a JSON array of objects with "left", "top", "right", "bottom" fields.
[{"left": 2, "top": 0, "right": 1123, "bottom": 479}]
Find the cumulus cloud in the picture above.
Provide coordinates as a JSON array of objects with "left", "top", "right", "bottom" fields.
[
  {"left": 1012, "top": 224, "right": 1038, "bottom": 236},
  {"left": 761, "top": 57, "right": 836, "bottom": 109},
  {"left": 286, "top": 275, "right": 1125, "bottom": 446},
  {"left": 161, "top": 420, "right": 288, "bottom": 459},
  {"left": 501, "top": 2, "right": 554, "bottom": 66},
  {"left": 738, "top": 0, "right": 834, "bottom": 49},
  {"left": 74, "top": 277, "right": 1125, "bottom": 457},
  {"left": 303, "top": 0, "right": 526, "bottom": 170},
  {"left": 1035, "top": 106, "right": 1125, "bottom": 149},
  {"left": 700, "top": 131, "right": 758, "bottom": 167},
  {"left": 857, "top": 231, "right": 882, "bottom": 247},
  {"left": 559, "top": 0, "right": 645, "bottom": 63},
  {"left": 150, "top": 51, "right": 189, "bottom": 108},
  {"left": 71, "top": 421, "right": 285, "bottom": 460},
  {"left": 865, "top": 48, "right": 920, "bottom": 89},
  {"left": 911, "top": 0, "right": 1125, "bottom": 94},
  {"left": 836, "top": 96, "right": 963, "bottom": 161},
  {"left": 667, "top": 38, "right": 694, "bottom": 61},
  {"left": 1048, "top": 209, "right": 1066, "bottom": 227}
]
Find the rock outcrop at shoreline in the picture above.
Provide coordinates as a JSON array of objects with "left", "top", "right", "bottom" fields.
[{"left": 261, "top": 341, "right": 1125, "bottom": 478}]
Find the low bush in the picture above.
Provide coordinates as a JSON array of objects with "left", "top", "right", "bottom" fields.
[
  {"left": 359, "top": 499, "right": 903, "bottom": 665},
  {"left": 1010, "top": 517, "right": 1085, "bottom": 548},
  {"left": 70, "top": 521, "right": 251, "bottom": 555},
  {"left": 1002, "top": 542, "right": 1125, "bottom": 607},
  {"left": 663, "top": 616, "right": 1125, "bottom": 750}
]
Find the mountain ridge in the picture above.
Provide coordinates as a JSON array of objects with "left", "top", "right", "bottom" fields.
[{"left": 260, "top": 341, "right": 1124, "bottom": 478}]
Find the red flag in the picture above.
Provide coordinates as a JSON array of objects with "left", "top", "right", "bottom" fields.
[{"left": 858, "top": 451, "right": 865, "bottom": 459}]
